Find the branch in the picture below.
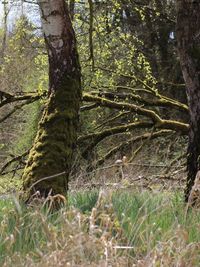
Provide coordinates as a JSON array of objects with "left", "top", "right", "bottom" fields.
[
  {"left": 90, "top": 90, "right": 188, "bottom": 113},
  {"left": 83, "top": 93, "right": 161, "bottom": 122},
  {"left": 0, "top": 96, "right": 41, "bottom": 124},
  {"left": 95, "top": 67, "right": 187, "bottom": 111},
  {"left": 96, "top": 66, "right": 157, "bottom": 94},
  {"left": 80, "top": 103, "right": 99, "bottom": 111},
  {"left": 78, "top": 121, "right": 154, "bottom": 158},
  {"left": 94, "top": 111, "right": 131, "bottom": 130},
  {"left": 0, "top": 150, "right": 29, "bottom": 175},
  {"left": 88, "top": 0, "right": 94, "bottom": 70},
  {"left": 96, "top": 130, "right": 174, "bottom": 166},
  {"left": 0, "top": 92, "right": 45, "bottom": 108},
  {"left": 83, "top": 93, "right": 189, "bottom": 134},
  {"left": 79, "top": 121, "right": 153, "bottom": 143}
]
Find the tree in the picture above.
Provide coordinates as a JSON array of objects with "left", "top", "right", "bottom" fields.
[
  {"left": 22, "top": 0, "right": 81, "bottom": 200},
  {"left": 176, "top": 0, "right": 200, "bottom": 201},
  {"left": 1, "top": 1, "right": 8, "bottom": 59},
  {"left": 74, "top": 0, "right": 188, "bottom": 167},
  {"left": 0, "top": 0, "right": 189, "bottom": 187}
]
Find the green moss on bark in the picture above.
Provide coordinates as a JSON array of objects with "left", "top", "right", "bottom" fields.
[{"left": 22, "top": 76, "right": 81, "bottom": 199}]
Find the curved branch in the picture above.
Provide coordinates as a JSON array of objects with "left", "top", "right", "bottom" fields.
[
  {"left": 96, "top": 130, "right": 174, "bottom": 166},
  {"left": 0, "top": 98, "right": 38, "bottom": 124},
  {"left": 90, "top": 90, "right": 188, "bottom": 113},
  {"left": 83, "top": 93, "right": 189, "bottom": 134},
  {"left": 79, "top": 121, "right": 153, "bottom": 142},
  {"left": 83, "top": 93, "right": 162, "bottom": 123},
  {"left": 0, "top": 150, "right": 29, "bottom": 175},
  {"left": 79, "top": 121, "right": 153, "bottom": 158}
]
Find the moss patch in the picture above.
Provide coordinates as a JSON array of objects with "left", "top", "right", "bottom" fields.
[{"left": 22, "top": 75, "right": 81, "bottom": 199}]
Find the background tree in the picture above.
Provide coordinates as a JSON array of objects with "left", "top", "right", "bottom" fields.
[
  {"left": 22, "top": 0, "right": 81, "bottom": 200},
  {"left": 73, "top": 0, "right": 188, "bottom": 169},
  {"left": 176, "top": 0, "right": 200, "bottom": 201}
]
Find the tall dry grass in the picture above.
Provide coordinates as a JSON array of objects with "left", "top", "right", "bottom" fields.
[{"left": 0, "top": 190, "right": 200, "bottom": 266}]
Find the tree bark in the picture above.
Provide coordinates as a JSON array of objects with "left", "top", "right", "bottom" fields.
[
  {"left": 176, "top": 0, "right": 200, "bottom": 201},
  {"left": 22, "top": 0, "right": 81, "bottom": 200},
  {"left": 1, "top": 1, "right": 8, "bottom": 59},
  {"left": 69, "top": 0, "right": 75, "bottom": 20}
]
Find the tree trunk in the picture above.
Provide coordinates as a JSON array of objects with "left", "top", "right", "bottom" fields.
[
  {"left": 1, "top": 1, "right": 8, "bottom": 59},
  {"left": 22, "top": 0, "right": 81, "bottom": 200},
  {"left": 69, "top": 0, "right": 75, "bottom": 20},
  {"left": 176, "top": 0, "right": 200, "bottom": 201}
]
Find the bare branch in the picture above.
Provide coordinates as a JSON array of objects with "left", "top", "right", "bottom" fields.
[
  {"left": 90, "top": 90, "right": 188, "bottom": 113},
  {"left": 0, "top": 92, "right": 44, "bottom": 108},
  {"left": 0, "top": 150, "right": 29, "bottom": 175},
  {"left": 96, "top": 130, "right": 174, "bottom": 166},
  {"left": 83, "top": 93, "right": 189, "bottom": 133},
  {"left": 0, "top": 98, "right": 38, "bottom": 124}
]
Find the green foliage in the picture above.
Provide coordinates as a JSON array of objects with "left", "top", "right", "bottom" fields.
[
  {"left": 0, "top": 16, "right": 48, "bottom": 93},
  {"left": 12, "top": 102, "right": 41, "bottom": 155},
  {"left": 0, "top": 15, "right": 48, "bottom": 166},
  {"left": 0, "top": 1, "right": 184, "bottom": 172},
  {"left": 74, "top": 0, "right": 179, "bottom": 153},
  {"left": 113, "top": 191, "right": 200, "bottom": 247},
  {"left": 68, "top": 190, "right": 99, "bottom": 212}
]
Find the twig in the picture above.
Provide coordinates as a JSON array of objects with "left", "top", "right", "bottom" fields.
[
  {"left": 28, "top": 171, "right": 66, "bottom": 192},
  {"left": 0, "top": 150, "right": 29, "bottom": 174}
]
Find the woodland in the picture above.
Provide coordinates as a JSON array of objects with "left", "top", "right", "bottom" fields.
[{"left": 0, "top": 0, "right": 200, "bottom": 266}]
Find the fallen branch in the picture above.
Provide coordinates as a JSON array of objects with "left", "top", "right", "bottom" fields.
[{"left": 80, "top": 103, "right": 99, "bottom": 111}]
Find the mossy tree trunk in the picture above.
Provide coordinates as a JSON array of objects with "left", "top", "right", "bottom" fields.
[
  {"left": 22, "top": 0, "right": 81, "bottom": 200},
  {"left": 176, "top": 0, "right": 200, "bottom": 201}
]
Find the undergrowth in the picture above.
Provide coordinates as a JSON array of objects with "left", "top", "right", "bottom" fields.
[{"left": 0, "top": 190, "right": 200, "bottom": 266}]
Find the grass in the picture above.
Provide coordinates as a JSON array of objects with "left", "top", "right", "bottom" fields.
[{"left": 1, "top": 190, "right": 200, "bottom": 266}]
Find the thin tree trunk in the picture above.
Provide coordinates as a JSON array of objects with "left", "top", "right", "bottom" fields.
[
  {"left": 176, "top": 0, "right": 200, "bottom": 201},
  {"left": 1, "top": 1, "right": 8, "bottom": 59},
  {"left": 22, "top": 0, "right": 81, "bottom": 200}
]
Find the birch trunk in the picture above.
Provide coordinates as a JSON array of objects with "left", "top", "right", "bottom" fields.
[{"left": 22, "top": 0, "right": 81, "bottom": 200}]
